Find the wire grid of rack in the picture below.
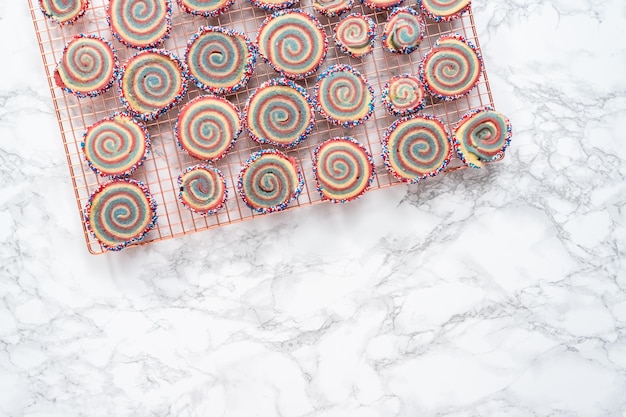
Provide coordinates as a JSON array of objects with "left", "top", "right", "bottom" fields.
[{"left": 29, "top": 0, "right": 496, "bottom": 254}]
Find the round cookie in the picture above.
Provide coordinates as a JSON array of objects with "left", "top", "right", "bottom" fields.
[
  {"left": 313, "top": 137, "right": 375, "bottom": 203},
  {"left": 175, "top": 95, "right": 241, "bottom": 161},
  {"left": 177, "top": 0, "right": 235, "bottom": 17},
  {"left": 39, "top": 0, "right": 89, "bottom": 25},
  {"left": 54, "top": 34, "right": 119, "bottom": 98},
  {"left": 118, "top": 49, "right": 188, "bottom": 121},
  {"left": 382, "top": 113, "right": 452, "bottom": 183},
  {"left": 248, "top": 0, "right": 298, "bottom": 11},
  {"left": 84, "top": 178, "right": 158, "bottom": 251},
  {"left": 382, "top": 7, "right": 426, "bottom": 54},
  {"left": 314, "top": 64, "right": 375, "bottom": 128},
  {"left": 313, "top": 0, "right": 353, "bottom": 17},
  {"left": 243, "top": 78, "right": 315, "bottom": 148},
  {"left": 418, "top": 0, "right": 470, "bottom": 21},
  {"left": 334, "top": 13, "right": 376, "bottom": 59},
  {"left": 185, "top": 26, "right": 257, "bottom": 95},
  {"left": 453, "top": 107, "right": 512, "bottom": 168},
  {"left": 237, "top": 149, "right": 304, "bottom": 214},
  {"left": 107, "top": 0, "right": 172, "bottom": 49},
  {"left": 82, "top": 113, "right": 150, "bottom": 178},
  {"left": 178, "top": 165, "right": 227, "bottom": 215},
  {"left": 362, "top": 0, "right": 403, "bottom": 11},
  {"left": 256, "top": 9, "right": 328, "bottom": 80},
  {"left": 382, "top": 74, "right": 426, "bottom": 116},
  {"left": 419, "top": 33, "right": 483, "bottom": 101}
]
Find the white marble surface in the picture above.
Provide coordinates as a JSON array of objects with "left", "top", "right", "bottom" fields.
[{"left": 1, "top": 0, "right": 626, "bottom": 416}]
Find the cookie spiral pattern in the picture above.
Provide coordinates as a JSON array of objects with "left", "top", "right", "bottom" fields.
[
  {"left": 382, "top": 7, "right": 425, "bottom": 54},
  {"left": 82, "top": 113, "right": 150, "bottom": 178},
  {"left": 177, "top": 0, "right": 235, "bottom": 17},
  {"left": 313, "top": 137, "right": 375, "bottom": 203},
  {"left": 175, "top": 95, "right": 241, "bottom": 161},
  {"left": 453, "top": 107, "right": 512, "bottom": 168},
  {"left": 84, "top": 179, "right": 158, "bottom": 251},
  {"left": 244, "top": 78, "right": 315, "bottom": 148},
  {"left": 334, "top": 13, "right": 376, "bottom": 59},
  {"left": 314, "top": 65, "right": 375, "bottom": 128},
  {"left": 39, "top": 0, "right": 88, "bottom": 25},
  {"left": 119, "top": 49, "right": 188, "bottom": 121},
  {"left": 362, "top": 0, "right": 403, "bottom": 11},
  {"left": 419, "top": 33, "right": 483, "bottom": 101},
  {"left": 185, "top": 26, "right": 257, "bottom": 95},
  {"left": 54, "top": 34, "right": 118, "bottom": 98},
  {"left": 107, "top": 0, "right": 172, "bottom": 49},
  {"left": 178, "top": 165, "right": 227, "bottom": 215},
  {"left": 237, "top": 150, "right": 304, "bottom": 214},
  {"left": 256, "top": 9, "right": 328, "bottom": 80},
  {"left": 313, "top": 0, "right": 353, "bottom": 17},
  {"left": 418, "top": 0, "right": 470, "bottom": 21},
  {"left": 382, "top": 114, "right": 452, "bottom": 183},
  {"left": 382, "top": 74, "right": 426, "bottom": 116}
]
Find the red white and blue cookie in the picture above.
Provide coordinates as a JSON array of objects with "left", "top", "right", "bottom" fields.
[
  {"left": 39, "top": 0, "right": 89, "bottom": 25},
  {"left": 453, "top": 107, "right": 512, "bottom": 168},
  {"left": 333, "top": 13, "right": 376, "bottom": 59},
  {"left": 107, "top": 0, "right": 172, "bottom": 49},
  {"left": 177, "top": 0, "right": 235, "bottom": 17},
  {"left": 382, "top": 7, "right": 426, "bottom": 54},
  {"left": 381, "top": 74, "right": 426, "bottom": 116},
  {"left": 178, "top": 165, "right": 228, "bottom": 215},
  {"left": 418, "top": 0, "right": 471, "bottom": 21},
  {"left": 313, "top": 0, "right": 353, "bottom": 17}
]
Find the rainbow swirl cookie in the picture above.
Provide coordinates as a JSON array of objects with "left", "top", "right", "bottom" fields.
[
  {"left": 362, "top": 0, "right": 403, "bottom": 11},
  {"left": 382, "top": 114, "right": 452, "bottom": 183},
  {"left": 237, "top": 149, "right": 304, "bottom": 214},
  {"left": 334, "top": 13, "right": 376, "bottom": 59},
  {"left": 84, "top": 179, "right": 158, "bottom": 251},
  {"left": 185, "top": 26, "right": 257, "bottom": 95},
  {"left": 177, "top": 0, "right": 235, "bottom": 17},
  {"left": 107, "top": 0, "right": 172, "bottom": 49},
  {"left": 244, "top": 78, "right": 315, "bottom": 148},
  {"left": 382, "top": 74, "right": 426, "bottom": 116},
  {"left": 256, "top": 9, "right": 328, "bottom": 80},
  {"left": 175, "top": 95, "right": 241, "bottom": 161},
  {"left": 178, "top": 165, "right": 227, "bottom": 215},
  {"left": 419, "top": 33, "right": 483, "bottom": 101},
  {"left": 248, "top": 0, "right": 298, "bottom": 11},
  {"left": 119, "top": 49, "right": 188, "bottom": 121},
  {"left": 313, "top": 0, "right": 353, "bottom": 17},
  {"left": 82, "top": 113, "right": 150, "bottom": 178},
  {"left": 418, "top": 0, "right": 470, "bottom": 21},
  {"left": 453, "top": 107, "right": 512, "bottom": 168},
  {"left": 313, "top": 137, "right": 375, "bottom": 203},
  {"left": 314, "top": 65, "right": 375, "bottom": 128},
  {"left": 54, "top": 34, "right": 118, "bottom": 98},
  {"left": 382, "top": 7, "right": 425, "bottom": 54},
  {"left": 39, "top": 0, "right": 88, "bottom": 25}
]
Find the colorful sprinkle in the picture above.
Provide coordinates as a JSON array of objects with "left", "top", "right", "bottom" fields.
[
  {"left": 334, "top": 13, "right": 376, "bottom": 59},
  {"left": 54, "top": 34, "right": 119, "bottom": 99},
  {"left": 313, "top": 0, "right": 353, "bottom": 17},
  {"left": 453, "top": 107, "right": 512, "bottom": 168},
  {"left": 178, "top": 165, "right": 228, "bottom": 215},
  {"left": 82, "top": 113, "right": 150, "bottom": 178},
  {"left": 243, "top": 78, "right": 315, "bottom": 148},
  {"left": 419, "top": 33, "right": 483, "bottom": 101},
  {"left": 175, "top": 95, "right": 241, "bottom": 161},
  {"left": 118, "top": 49, "right": 188, "bottom": 121},
  {"left": 237, "top": 149, "right": 304, "bottom": 214},
  {"left": 177, "top": 0, "right": 235, "bottom": 17},
  {"left": 39, "top": 0, "right": 88, "bottom": 25},
  {"left": 382, "top": 73, "right": 426, "bottom": 116},
  {"left": 362, "top": 0, "right": 403, "bottom": 11},
  {"left": 313, "top": 137, "right": 375, "bottom": 203},
  {"left": 418, "top": 0, "right": 471, "bottom": 21},
  {"left": 247, "top": 0, "right": 298, "bottom": 11},
  {"left": 382, "top": 113, "right": 452, "bottom": 183},
  {"left": 314, "top": 64, "right": 375, "bottom": 128},
  {"left": 256, "top": 9, "right": 328, "bottom": 80},
  {"left": 83, "top": 178, "right": 158, "bottom": 251},
  {"left": 382, "top": 7, "right": 426, "bottom": 54},
  {"left": 107, "top": 0, "right": 172, "bottom": 50},
  {"left": 185, "top": 26, "right": 257, "bottom": 96}
]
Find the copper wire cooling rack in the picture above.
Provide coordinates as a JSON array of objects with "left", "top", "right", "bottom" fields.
[{"left": 29, "top": 0, "right": 496, "bottom": 254}]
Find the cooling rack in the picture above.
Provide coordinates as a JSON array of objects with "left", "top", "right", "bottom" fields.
[{"left": 29, "top": 0, "right": 496, "bottom": 254}]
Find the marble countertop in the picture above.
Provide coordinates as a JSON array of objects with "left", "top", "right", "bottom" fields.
[{"left": 1, "top": 0, "right": 625, "bottom": 416}]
